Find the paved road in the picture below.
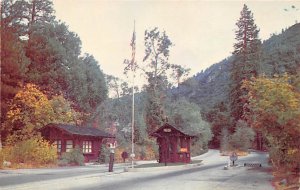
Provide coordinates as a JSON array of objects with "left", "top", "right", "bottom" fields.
[
  {"left": 0, "top": 164, "right": 126, "bottom": 188},
  {"left": 0, "top": 150, "right": 274, "bottom": 190}
]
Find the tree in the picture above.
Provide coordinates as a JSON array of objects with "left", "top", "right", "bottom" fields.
[
  {"left": 27, "top": 0, "right": 55, "bottom": 26},
  {"left": 143, "top": 28, "right": 173, "bottom": 133},
  {"left": 205, "top": 102, "right": 232, "bottom": 148},
  {"left": 2, "top": 84, "right": 79, "bottom": 145},
  {"left": 220, "top": 128, "right": 230, "bottom": 152},
  {"left": 1, "top": 0, "right": 55, "bottom": 37},
  {"left": 0, "top": 25, "right": 30, "bottom": 123},
  {"left": 25, "top": 21, "right": 81, "bottom": 95},
  {"left": 3, "top": 84, "right": 54, "bottom": 144},
  {"left": 166, "top": 98, "right": 212, "bottom": 151},
  {"left": 170, "top": 64, "right": 190, "bottom": 87},
  {"left": 67, "top": 54, "right": 107, "bottom": 115},
  {"left": 243, "top": 75, "right": 300, "bottom": 171},
  {"left": 230, "top": 4, "right": 261, "bottom": 123},
  {"left": 49, "top": 95, "right": 81, "bottom": 124},
  {"left": 229, "top": 120, "right": 255, "bottom": 151},
  {"left": 105, "top": 75, "right": 138, "bottom": 99},
  {"left": 106, "top": 75, "right": 122, "bottom": 99}
]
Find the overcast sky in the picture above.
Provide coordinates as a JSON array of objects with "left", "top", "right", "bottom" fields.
[{"left": 52, "top": 0, "right": 300, "bottom": 83}]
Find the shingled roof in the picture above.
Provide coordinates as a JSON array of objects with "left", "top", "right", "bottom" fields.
[
  {"left": 42, "top": 123, "right": 114, "bottom": 138},
  {"left": 151, "top": 123, "right": 198, "bottom": 137}
]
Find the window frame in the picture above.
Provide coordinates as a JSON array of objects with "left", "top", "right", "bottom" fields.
[
  {"left": 82, "top": 140, "right": 92, "bottom": 153},
  {"left": 66, "top": 140, "right": 73, "bottom": 152},
  {"left": 53, "top": 140, "right": 62, "bottom": 152}
]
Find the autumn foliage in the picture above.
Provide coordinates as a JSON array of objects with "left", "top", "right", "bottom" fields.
[
  {"left": 3, "top": 84, "right": 79, "bottom": 145},
  {"left": 1, "top": 84, "right": 80, "bottom": 167},
  {"left": 1, "top": 135, "right": 57, "bottom": 168},
  {"left": 243, "top": 75, "right": 300, "bottom": 182}
]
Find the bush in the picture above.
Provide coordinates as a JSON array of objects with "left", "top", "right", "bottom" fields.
[
  {"left": 2, "top": 135, "right": 57, "bottom": 167},
  {"left": 61, "top": 146, "right": 84, "bottom": 166},
  {"left": 0, "top": 150, "right": 3, "bottom": 169},
  {"left": 99, "top": 144, "right": 110, "bottom": 164},
  {"left": 220, "top": 128, "right": 231, "bottom": 152},
  {"left": 229, "top": 121, "right": 255, "bottom": 151}
]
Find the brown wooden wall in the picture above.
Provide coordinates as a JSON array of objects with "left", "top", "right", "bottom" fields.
[
  {"left": 157, "top": 134, "right": 191, "bottom": 163},
  {"left": 41, "top": 127, "right": 103, "bottom": 162}
]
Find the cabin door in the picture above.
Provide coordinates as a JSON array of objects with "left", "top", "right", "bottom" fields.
[{"left": 166, "top": 136, "right": 177, "bottom": 163}]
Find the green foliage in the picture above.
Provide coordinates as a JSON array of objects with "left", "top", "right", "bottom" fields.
[
  {"left": 49, "top": 95, "right": 79, "bottom": 124},
  {"left": 176, "top": 58, "right": 231, "bottom": 115},
  {"left": 230, "top": 4, "right": 262, "bottom": 123},
  {"left": 143, "top": 28, "right": 173, "bottom": 133},
  {"left": 205, "top": 102, "right": 232, "bottom": 147},
  {"left": 3, "top": 135, "right": 57, "bottom": 166},
  {"left": 67, "top": 54, "right": 107, "bottom": 113},
  {"left": 2, "top": 0, "right": 107, "bottom": 118},
  {"left": 233, "top": 4, "right": 260, "bottom": 58},
  {"left": 61, "top": 146, "right": 85, "bottom": 166},
  {"left": 220, "top": 128, "right": 230, "bottom": 152},
  {"left": 99, "top": 144, "right": 110, "bottom": 164},
  {"left": 166, "top": 98, "right": 212, "bottom": 151},
  {"left": 145, "top": 88, "right": 167, "bottom": 134},
  {"left": 1, "top": 0, "right": 55, "bottom": 36},
  {"left": 229, "top": 120, "right": 255, "bottom": 151},
  {"left": 97, "top": 93, "right": 148, "bottom": 147},
  {"left": 262, "top": 24, "right": 300, "bottom": 76},
  {"left": 170, "top": 65, "right": 190, "bottom": 87}
]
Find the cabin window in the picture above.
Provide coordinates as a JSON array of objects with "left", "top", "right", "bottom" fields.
[
  {"left": 82, "top": 141, "right": 92, "bottom": 153},
  {"left": 53, "top": 140, "right": 62, "bottom": 152},
  {"left": 66, "top": 140, "right": 73, "bottom": 152}
]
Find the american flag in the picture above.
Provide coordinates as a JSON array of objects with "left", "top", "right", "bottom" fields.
[{"left": 130, "top": 21, "right": 137, "bottom": 72}]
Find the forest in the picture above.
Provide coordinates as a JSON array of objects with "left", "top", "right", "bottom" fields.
[{"left": 1, "top": 0, "right": 299, "bottom": 188}]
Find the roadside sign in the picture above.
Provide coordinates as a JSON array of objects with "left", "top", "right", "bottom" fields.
[{"left": 230, "top": 152, "right": 238, "bottom": 161}]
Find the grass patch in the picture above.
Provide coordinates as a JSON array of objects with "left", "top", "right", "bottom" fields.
[{"left": 135, "top": 160, "right": 202, "bottom": 168}]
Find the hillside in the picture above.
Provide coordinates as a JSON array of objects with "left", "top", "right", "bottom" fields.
[{"left": 173, "top": 23, "right": 300, "bottom": 114}]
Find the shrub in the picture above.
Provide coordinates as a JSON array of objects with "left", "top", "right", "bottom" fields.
[
  {"left": 99, "top": 144, "right": 109, "bottom": 164},
  {"left": 3, "top": 135, "right": 57, "bottom": 167},
  {"left": 61, "top": 146, "right": 85, "bottom": 166},
  {"left": 114, "top": 147, "right": 127, "bottom": 163},
  {"left": 229, "top": 121, "right": 255, "bottom": 151},
  {"left": 220, "top": 128, "right": 231, "bottom": 152},
  {"left": 0, "top": 150, "right": 3, "bottom": 169}
]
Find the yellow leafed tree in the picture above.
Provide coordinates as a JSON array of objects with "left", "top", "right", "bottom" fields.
[{"left": 3, "top": 84, "right": 79, "bottom": 145}]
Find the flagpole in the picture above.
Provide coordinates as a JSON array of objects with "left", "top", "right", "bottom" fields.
[
  {"left": 131, "top": 66, "right": 135, "bottom": 169},
  {"left": 131, "top": 20, "right": 136, "bottom": 169}
]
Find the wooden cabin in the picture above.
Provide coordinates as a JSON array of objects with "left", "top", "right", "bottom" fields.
[
  {"left": 40, "top": 123, "right": 114, "bottom": 162},
  {"left": 151, "top": 123, "right": 196, "bottom": 163}
]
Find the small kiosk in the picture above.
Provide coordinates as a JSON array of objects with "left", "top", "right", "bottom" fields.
[{"left": 151, "top": 123, "right": 196, "bottom": 163}]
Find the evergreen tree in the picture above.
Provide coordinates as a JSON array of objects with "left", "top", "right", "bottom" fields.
[
  {"left": 230, "top": 4, "right": 261, "bottom": 124},
  {"left": 27, "top": 0, "right": 55, "bottom": 26},
  {"left": 1, "top": 0, "right": 31, "bottom": 123},
  {"left": 1, "top": 0, "right": 107, "bottom": 125}
]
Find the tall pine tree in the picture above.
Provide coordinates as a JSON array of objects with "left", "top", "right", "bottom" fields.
[{"left": 230, "top": 4, "right": 261, "bottom": 127}]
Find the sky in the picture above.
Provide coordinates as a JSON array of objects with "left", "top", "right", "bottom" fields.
[{"left": 52, "top": 0, "right": 300, "bottom": 84}]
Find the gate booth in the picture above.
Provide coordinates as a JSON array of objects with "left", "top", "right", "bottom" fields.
[{"left": 151, "top": 123, "right": 196, "bottom": 163}]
